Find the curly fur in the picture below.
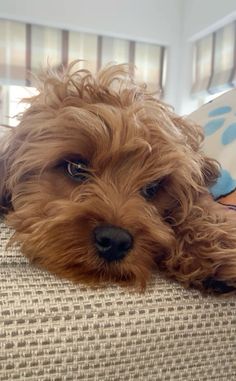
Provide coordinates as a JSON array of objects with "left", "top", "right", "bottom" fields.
[{"left": 1, "top": 62, "right": 236, "bottom": 293}]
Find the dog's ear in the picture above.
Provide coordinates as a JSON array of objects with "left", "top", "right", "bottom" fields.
[
  {"left": 172, "top": 115, "right": 220, "bottom": 187},
  {"left": 0, "top": 161, "right": 11, "bottom": 214},
  {"left": 200, "top": 155, "right": 220, "bottom": 187},
  {"left": 0, "top": 128, "right": 13, "bottom": 214}
]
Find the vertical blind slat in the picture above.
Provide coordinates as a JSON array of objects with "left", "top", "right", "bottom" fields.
[
  {"left": 0, "top": 20, "right": 26, "bottom": 85},
  {"left": 68, "top": 31, "right": 98, "bottom": 73},
  {"left": 208, "top": 21, "right": 235, "bottom": 94},
  {"left": 101, "top": 36, "right": 130, "bottom": 67},
  {"left": 134, "top": 42, "right": 162, "bottom": 93},
  {"left": 31, "top": 25, "right": 62, "bottom": 71},
  {"left": 191, "top": 34, "right": 213, "bottom": 94}
]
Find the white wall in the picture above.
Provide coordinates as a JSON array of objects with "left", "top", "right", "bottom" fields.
[
  {"left": 184, "top": 0, "right": 236, "bottom": 39},
  {"left": 0, "top": 0, "right": 185, "bottom": 109}
]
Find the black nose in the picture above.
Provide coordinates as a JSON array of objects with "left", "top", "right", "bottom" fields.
[{"left": 93, "top": 225, "right": 133, "bottom": 262}]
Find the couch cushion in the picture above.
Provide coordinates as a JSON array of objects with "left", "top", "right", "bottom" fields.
[{"left": 1, "top": 221, "right": 236, "bottom": 380}]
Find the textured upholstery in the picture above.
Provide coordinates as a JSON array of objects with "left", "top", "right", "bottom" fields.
[{"left": 0, "top": 221, "right": 236, "bottom": 380}]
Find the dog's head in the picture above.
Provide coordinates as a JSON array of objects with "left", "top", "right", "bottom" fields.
[{"left": 0, "top": 63, "right": 220, "bottom": 286}]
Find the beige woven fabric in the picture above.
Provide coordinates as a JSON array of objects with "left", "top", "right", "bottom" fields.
[{"left": 0, "top": 221, "right": 236, "bottom": 381}]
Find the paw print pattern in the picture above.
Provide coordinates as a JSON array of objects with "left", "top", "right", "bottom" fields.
[
  {"left": 210, "top": 169, "right": 236, "bottom": 200},
  {"left": 222, "top": 122, "right": 236, "bottom": 145},
  {"left": 204, "top": 105, "right": 236, "bottom": 146},
  {"left": 204, "top": 117, "right": 225, "bottom": 136},
  {"left": 190, "top": 89, "right": 236, "bottom": 200}
]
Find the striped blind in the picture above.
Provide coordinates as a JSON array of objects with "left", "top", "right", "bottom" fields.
[
  {"left": 68, "top": 31, "right": 98, "bottom": 73},
  {"left": 192, "top": 20, "right": 236, "bottom": 95},
  {"left": 0, "top": 20, "right": 26, "bottom": 85},
  {"left": 0, "top": 19, "right": 166, "bottom": 95}
]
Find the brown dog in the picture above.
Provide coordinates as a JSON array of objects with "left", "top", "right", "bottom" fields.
[{"left": 1, "top": 63, "right": 236, "bottom": 293}]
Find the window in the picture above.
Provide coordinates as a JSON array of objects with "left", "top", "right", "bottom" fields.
[
  {"left": 192, "top": 20, "right": 236, "bottom": 104},
  {"left": 68, "top": 31, "right": 98, "bottom": 73},
  {"left": 31, "top": 25, "right": 62, "bottom": 72},
  {"left": 135, "top": 42, "right": 165, "bottom": 94},
  {"left": 0, "top": 19, "right": 167, "bottom": 126},
  {"left": 0, "top": 85, "right": 37, "bottom": 126},
  {"left": 0, "top": 20, "right": 26, "bottom": 85},
  {"left": 101, "top": 36, "right": 130, "bottom": 67}
]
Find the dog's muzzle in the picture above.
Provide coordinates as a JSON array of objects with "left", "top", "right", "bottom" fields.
[{"left": 93, "top": 225, "right": 133, "bottom": 262}]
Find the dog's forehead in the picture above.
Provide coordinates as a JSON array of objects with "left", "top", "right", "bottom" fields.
[
  {"left": 60, "top": 101, "right": 171, "bottom": 145},
  {"left": 15, "top": 99, "right": 180, "bottom": 178},
  {"left": 55, "top": 104, "right": 156, "bottom": 156}
]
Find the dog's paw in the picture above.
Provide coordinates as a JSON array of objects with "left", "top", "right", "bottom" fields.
[{"left": 202, "top": 277, "right": 236, "bottom": 294}]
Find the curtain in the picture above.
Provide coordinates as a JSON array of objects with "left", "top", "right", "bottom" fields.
[
  {"left": 0, "top": 19, "right": 26, "bottom": 85},
  {"left": 134, "top": 42, "right": 164, "bottom": 93},
  {"left": 31, "top": 25, "right": 62, "bottom": 72},
  {"left": 191, "top": 34, "right": 213, "bottom": 94},
  {"left": 208, "top": 21, "right": 236, "bottom": 94},
  {"left": 192, "top": 21, "right": 236, "bottom": 95},
  {"left": 0, "top": 18, "right": 166, "bottom": 95},
  {"left": 101, "top": 36, "right": 130, "bottom": 67},
  {"left": 68, "top": 31, "right": 98, "bottom": 73}
]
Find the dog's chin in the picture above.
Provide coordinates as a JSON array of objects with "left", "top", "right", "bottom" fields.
[
  {"left": 21, "top": 240, "right": 156, "bottom": 290},
  {"left": 6, "top": 193, "right": 174, "bottom": 289},
  {"left": 7, "top": 212, "right": 171, "bottom": 290},
  {"left": 56, "top": 256, "right": 155, "bottom": 289}
]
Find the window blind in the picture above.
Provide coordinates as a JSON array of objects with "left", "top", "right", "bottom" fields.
[{"left": 0, "top": 18, "right": 166, "bottom": 95}]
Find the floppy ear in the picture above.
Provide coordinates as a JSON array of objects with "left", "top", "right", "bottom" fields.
[
  {"left": 201, "top": 155, "right": 220, "bottom": 187},
  {"left": 172, "top": 115, "right": 220, "bottom": 187},
  {"left": 0, "top": 127, "right": 13, "bottom": 214},
  {"left": 0, "top": 162, "right": 11, "bottom": 214}
]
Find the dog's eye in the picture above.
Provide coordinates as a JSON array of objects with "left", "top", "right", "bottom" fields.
[
  {"left": 65, "top": 159, "right": 89, "bottom": 182},
  {"left": 140, "top": 180, "right": 162, "bottom": 200}
]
